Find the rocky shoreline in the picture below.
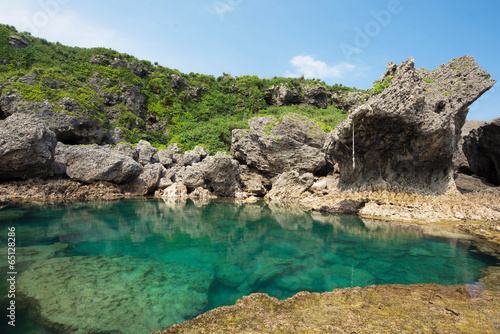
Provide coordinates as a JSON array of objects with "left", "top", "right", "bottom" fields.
[{"left": 1, "top": 55, "right": 500, "bottom": 333}]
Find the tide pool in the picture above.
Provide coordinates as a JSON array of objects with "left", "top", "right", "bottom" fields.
[{"left": 0, "top": 199, "right": 497, "bottom": 333}]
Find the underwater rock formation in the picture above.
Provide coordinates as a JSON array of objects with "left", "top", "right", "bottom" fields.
[
  {"left": 18, "top": 255, "right": 214, "bottom": 334},
  {"left": 324, "top": 55, "right": 495, "bottom": 194}
]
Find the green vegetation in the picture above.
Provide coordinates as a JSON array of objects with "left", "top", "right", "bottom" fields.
[
  {"left": 372, "top": 75, "right": 393, "bottom": 95},
  {"left": 424, "top": 77, "right": 434, "bottom": 84},
  {"left": 0, "top": 24, "right": 361, "bottom": 153}
]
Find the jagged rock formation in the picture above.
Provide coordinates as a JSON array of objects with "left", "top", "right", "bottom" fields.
[
  {"left": 463, "top": 117, "right": 500, "bottom": 185},
  {"left": 231, "top": 113, "right": 328, "bottom": 174},
  {"left": 324, "top": 55, "right": 495, "bottom": 195},
  {"left": 0, "top": 113, "right": 57, "bottom": 181}
]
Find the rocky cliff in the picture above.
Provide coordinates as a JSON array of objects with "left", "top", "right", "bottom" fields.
[{"left": 324, "top": 55, "right": 495, "bottom": 195}]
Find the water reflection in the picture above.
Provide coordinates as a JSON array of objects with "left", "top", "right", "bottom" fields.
[{"left": 0, "top": 199, "right": 498, "bottom": 334}]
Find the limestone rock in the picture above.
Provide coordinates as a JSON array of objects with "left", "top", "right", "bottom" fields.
[
  {"left": 324, "top": 55, "right": 495, "bottom": 194},
  {"left": 114, "top": 142, "right": 139, "bottom": 161},
  {"left": 463, "top": 117, "right": 500, "bottom": 185},
  {"left": 176, "top": 165, "right": 206, "bottom": 191},
  {"left": 162, "top": 183, "right": 188, "bottom": 198},
  {"left": 178, "top": 146, "right": 210, "bottom": 166},
  {"left": 231, "top": 114, "right": 327, "bottom": 174},
  {"left": 198, "top": 152, "right": 241, "bottom": 197},
  {"left": 240, "top": 165, "right": 267, "bottom": 197},
  {"left": 136, "top": 140, "right": 159, "bottom": 165},
  {"left": 126, "top": 163, "right": 164, "bottom": 195},
  {"left": 154, "top": 285, "right": 500, "bottom": 334},
  {"left": 266, "top": 171, "right": 314, "bottom": 201},
  {"left": 455, "top": 120, "right": 486, "bottom": 173},
  {"left": 302, "top": 84, "right": 330, "bottom": 109},
  {"left": 157, "top": 149, "right": 174, "bottom": 167},
  {"left": 9, "top": 35, "right": 29, "bottom": 49},
  {"left": 61, "top": 145, "right": 143, "bottom": 184},
  {"left": 0, "top": 113, "right": 57, "bottom": 181}
]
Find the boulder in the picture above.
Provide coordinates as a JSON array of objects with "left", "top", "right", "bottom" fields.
[
  {"left": 114, "top": 142, "right": 139, "bottom": 161},
  {"left": 231, "top": 114, "right": 327, "bottom": 174},
  {"left": 162, "top": 183, "right": 188, "bottom": 199},
  {"left": 60, "top": 145, "right": 143, "bottom": 184},
  {"left": 324, "top": 55, "right": 495, "bottom": 194},
  {"left": 126, "top": 163, "right": 164, "bottom": 195},
  {"left": 302, "top": 85, "right": 330, "bottom": 109},
  {"left": 240, "top": 165, "right": 267, "bottom": 197},
  {"left": 9, "top": 35, "right": 29, "bottom": 49},
  {"left": 177, "top": 146, "right": 210, "bottom": 166},
  {"left": 266, "top": 171, "right": 314, "bottom": 201},
  {"left": 0, "top": 113, "right": 57, "bottom": 181},
  {"left": 157, "top": 149, "right": 174, "bottom": 167},
  {"left": 198, "top": 152, "right": 241, "bottom": 197},
  {"left": 463, "top": 117, "right": 500, "bottom": 185},
  {"left": 136, "top": 140, "right": 159, "bottom": 165},
  {"left": 264, "top": 84, "right": 302, "bottom": 106}
]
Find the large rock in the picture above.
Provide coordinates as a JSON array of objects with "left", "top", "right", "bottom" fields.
[
  {"left": 324, "top": 55, "right": 495, "bottom": 194},
  {"left": 231, "top": 114, "right": 327, "bottom": 174},
  {"left": 58, "top": 145, "right": 143, "bottom": 184},
  {"left": 463, "top": 117, "right": 500, "bottom": 185},
  {"left": 266, "top": 171, "right": 314, "bottom": 201},
  {"left": 126, "top": 163, "right": 164, "bottom": 195},
  {"left": 198, "top": 152, "right": 241, "bottom": 197},
  {"left": 0, "top": 113, "right": 57, "bottom": 181}
]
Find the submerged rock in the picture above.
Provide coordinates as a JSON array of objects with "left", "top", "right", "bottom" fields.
[
  {"left": 463, "top": 117, "right": 500, "bottom": 185},
  {"left": 18, "top": 255, "right": 214, "bottom": 334},
  {"left": 0, "top": 113, "right": 57, "bottom": 181},
  {"left": 324, "top": 55, "right": 495, "bottom": 194}
]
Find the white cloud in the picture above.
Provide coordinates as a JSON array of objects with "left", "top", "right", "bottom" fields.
[
  {"left": 206, "top": 0, "right": 242, "bottom": 19},
  {"left": 0, "top": 0, "right": 130, "bottom": 49},
  {"left": 285, "top": 55, "right": 356, "bottom": 80}
]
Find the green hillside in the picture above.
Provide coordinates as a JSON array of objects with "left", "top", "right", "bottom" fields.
[{"left": 0, "top": 24, "right": 362, "bottom": 153}]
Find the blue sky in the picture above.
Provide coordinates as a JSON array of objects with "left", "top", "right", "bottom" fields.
[{"left": 1, "top": 0, "right": 499, "bottom": 120}]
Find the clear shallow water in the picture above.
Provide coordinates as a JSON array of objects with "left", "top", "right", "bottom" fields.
[{"left": 0, "top": 198, "right": 498, "bottom": 333}]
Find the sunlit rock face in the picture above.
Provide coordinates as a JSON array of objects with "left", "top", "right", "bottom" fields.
[{"left": 324, "top": 55, "right": 495, "bottom": 195}]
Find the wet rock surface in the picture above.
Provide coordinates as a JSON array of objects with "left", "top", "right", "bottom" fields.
[
  {"left": 18, "top": 255, "right": 214, "bottom": 334},
  {"left": 325, "top": 55, "right": 495, "bottom": 195},
  {"left": 155, "top": 284, "right": 500, "bottom": 334}
]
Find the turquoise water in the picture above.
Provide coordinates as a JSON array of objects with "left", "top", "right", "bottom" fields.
[{"left": 0, "top": 198, "right": 498, "bottom": 333}]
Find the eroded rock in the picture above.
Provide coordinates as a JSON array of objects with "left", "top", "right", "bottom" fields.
[
  {"left": 59, "top": 145, "right": 143, "bottom": 184},
  {"left": 231, "top": 114, "right": 327, "bottom": 174},
  {"left": 0, "top": 113, "right": 57, "bottom": 181},
  {"left": 324, "top": 55, "right": 495, "bottom": 194},
  {"left": 463, "top": 117, "right": 500, "bottom": 185}
]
